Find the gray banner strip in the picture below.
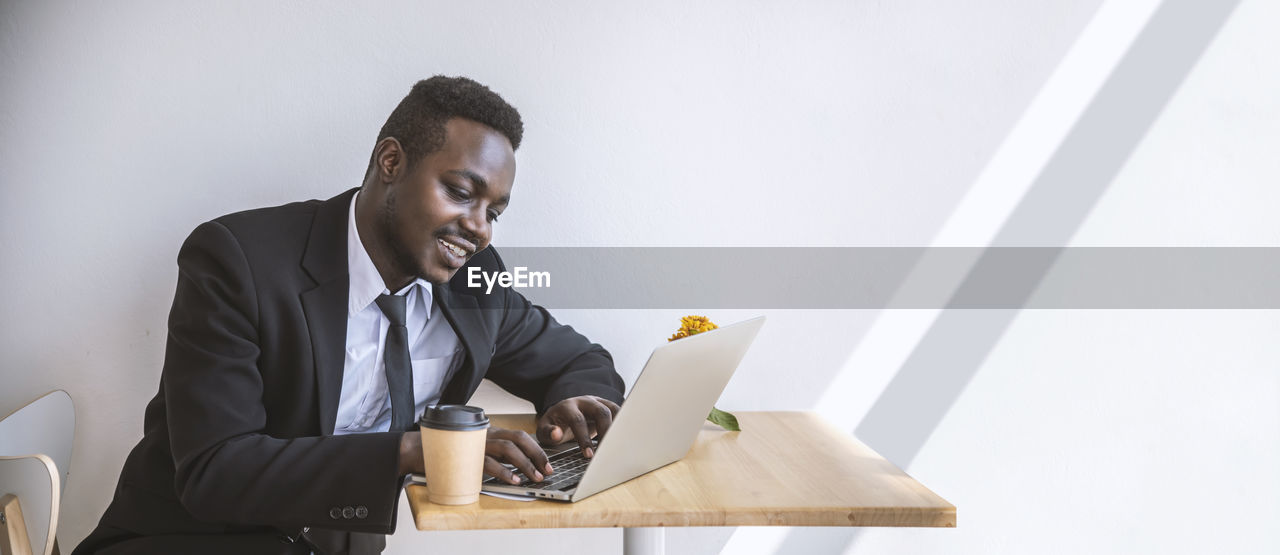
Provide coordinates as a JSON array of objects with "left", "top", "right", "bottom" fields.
[{"left": 469, "top": 247, "right": 1280, "bottom": 309}]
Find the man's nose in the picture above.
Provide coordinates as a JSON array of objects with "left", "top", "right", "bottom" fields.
[{"left": 459, "top": 208, "right": 490, "bottom": 247}]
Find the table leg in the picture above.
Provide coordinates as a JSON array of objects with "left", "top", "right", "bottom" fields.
[{"left": 623, "top": 527, "right": 664, "bottom": 555}]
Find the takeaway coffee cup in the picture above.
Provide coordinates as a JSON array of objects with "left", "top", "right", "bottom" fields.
[{"left": 418, "top": 405, "right": 490, "bottom": 505}]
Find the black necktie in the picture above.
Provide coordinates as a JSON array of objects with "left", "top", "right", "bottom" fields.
[{"left": 374, "top": 294, "right": 415, "bottom": 432}]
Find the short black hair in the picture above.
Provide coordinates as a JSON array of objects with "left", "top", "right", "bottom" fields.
[{"left": 375, "top": 76, "right": 523, "bottom": 169}]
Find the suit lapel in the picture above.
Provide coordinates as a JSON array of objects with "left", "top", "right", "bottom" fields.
[
  {"left": 434, "top": 283, "right": 492, "bottom": 404},
  {"left": 300, "top": 188, "right": 358, "bottom": 435}
]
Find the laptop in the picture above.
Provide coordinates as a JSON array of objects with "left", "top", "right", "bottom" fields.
[{"left": 480, "top": 316, "right": 765, "bottom": 502}]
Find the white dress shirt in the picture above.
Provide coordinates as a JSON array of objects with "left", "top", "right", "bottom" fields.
[{"left": 333, "top": 191, "right": 463, "bottom": 435}]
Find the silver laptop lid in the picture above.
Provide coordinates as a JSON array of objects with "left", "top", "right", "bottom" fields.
[{"left": 570, "top": 316, "right": 766, "bottom": 501}]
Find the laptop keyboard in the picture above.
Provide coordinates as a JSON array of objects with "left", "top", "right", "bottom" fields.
[{"left": 486, "top": 443, "right": 594, "bottom": 492}]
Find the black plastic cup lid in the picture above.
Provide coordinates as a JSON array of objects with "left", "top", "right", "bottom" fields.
[{"left": 419, "top": 405, "right": 489, "bottom": 431}]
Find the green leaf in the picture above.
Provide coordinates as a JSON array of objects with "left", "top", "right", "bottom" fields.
[{"left": 706, "top": 406, "right": 741, "bottom": 431}]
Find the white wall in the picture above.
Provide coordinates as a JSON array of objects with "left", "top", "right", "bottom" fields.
[
  {"left": 852, "top": 0, "right": 1280, "bottom": 553},
  {"left": 3, "top": 1, "right": 1274, "bottom": 554}
]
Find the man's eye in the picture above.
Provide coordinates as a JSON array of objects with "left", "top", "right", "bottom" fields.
[
  {"left": 487, "top": 211, "right": 501, "bottom": 223},
  {"left": 445, "top": 185, "right": 470, "bottom": 201}
]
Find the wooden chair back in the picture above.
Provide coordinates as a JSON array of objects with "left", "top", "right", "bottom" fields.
[{"left": 0, "top": 391, "right": 75, "bottom": 555}]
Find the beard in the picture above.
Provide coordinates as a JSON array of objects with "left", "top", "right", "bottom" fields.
[{"left": 379, "top": 189, "right": 431, "bottom": 282}]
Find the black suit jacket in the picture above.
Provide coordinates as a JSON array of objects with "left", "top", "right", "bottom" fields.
[{"left": 75, "top": 188, "right": 625, "bottom": 554}]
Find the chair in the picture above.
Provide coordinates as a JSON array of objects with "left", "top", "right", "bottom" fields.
[{"left": 0, "top": 391, "right": 75, "bottom": 555}]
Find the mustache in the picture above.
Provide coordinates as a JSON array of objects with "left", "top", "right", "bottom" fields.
[{"left": 435, "top": 228, "right": 481, "bottom": 247}]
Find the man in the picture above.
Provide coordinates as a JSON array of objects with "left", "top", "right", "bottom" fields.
[{"left": 74, "top": 76, "right": 625, "bottom": 554}]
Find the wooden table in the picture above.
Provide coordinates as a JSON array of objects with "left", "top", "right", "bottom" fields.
[{"left": 407, "top": 411, "right": 954, "bottom": 554}]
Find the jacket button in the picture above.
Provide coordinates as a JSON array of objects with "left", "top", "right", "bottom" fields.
[
  {"left": 329, "top": 507, "right": 341, "bottom": 520},
  {"left": 355, "top": 505, "right": 368, "bottom": 519},
  {"left": 342, "top": 506, "right": 355, "bottom": 519}
]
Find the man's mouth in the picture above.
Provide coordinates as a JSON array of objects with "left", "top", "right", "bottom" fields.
[{"left": 437, "top": 237, "right": 475, "bottom": 268}]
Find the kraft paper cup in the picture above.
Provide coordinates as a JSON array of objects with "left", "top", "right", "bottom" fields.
[{"left": 418, "top": 405, "right": 490, "bottom": 505}]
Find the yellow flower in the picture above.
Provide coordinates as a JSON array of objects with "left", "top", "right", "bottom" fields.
[{"left": 668, "top": 315, "right": 719, "bottom": 342}]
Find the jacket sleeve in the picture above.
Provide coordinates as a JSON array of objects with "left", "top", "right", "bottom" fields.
[
  {"left": 163, "top": 220, "right": 402, "bottom": 533},
  {"left": 481, "top": 248, "right": 626, "bottom": 414}
]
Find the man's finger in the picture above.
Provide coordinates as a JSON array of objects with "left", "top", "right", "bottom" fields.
[
  {"left": 536, "top": 421, "right": 565, "bottom": 446},
  {"left": 483, "top": 456, "right": 519, "bottom": 485},
  {"left": 565, "top": 411, "right": 594, "bottom": 457},
  {"left": 597, "top": 397, "right": 621, "bottom": 417},
  {"left": 488, "top": 438, "right": 543, "bottom": 482},
  {"left": 508, "top": 430, "right": 552, "bottom": 478},
  {"left": 584, "top": 399, "right": 615, "bottom": 440}
]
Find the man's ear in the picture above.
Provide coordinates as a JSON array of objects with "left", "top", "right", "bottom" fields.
[{"left": 373, "top": 137, "right": 405, "bottom": 182}]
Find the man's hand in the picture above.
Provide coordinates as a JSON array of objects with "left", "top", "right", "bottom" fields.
[
  {"left": 398, "top": 431, "right": 424, "bottom": 475},
  {"left": 397, "top": 427, "right": 553, "bottom": 486},
  {"left": 537, "top": 395, "right": 621, "bottom": 458},
  {"left": 484, "top": 427, "right": 552, "bottom": 485}
]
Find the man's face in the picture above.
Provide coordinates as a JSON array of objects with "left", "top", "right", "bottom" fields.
[{"left": 380, "top": 118, "right": 516, "bottom": 284}]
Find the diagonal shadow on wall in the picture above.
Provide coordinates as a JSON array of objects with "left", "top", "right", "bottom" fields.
[{"left": 768, "top": 0, "right": 1244, "bottom": 553}]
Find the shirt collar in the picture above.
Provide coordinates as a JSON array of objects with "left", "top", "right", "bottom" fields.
[{"left": 347, "top": 190, "right": 434, "bottom": 316}]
